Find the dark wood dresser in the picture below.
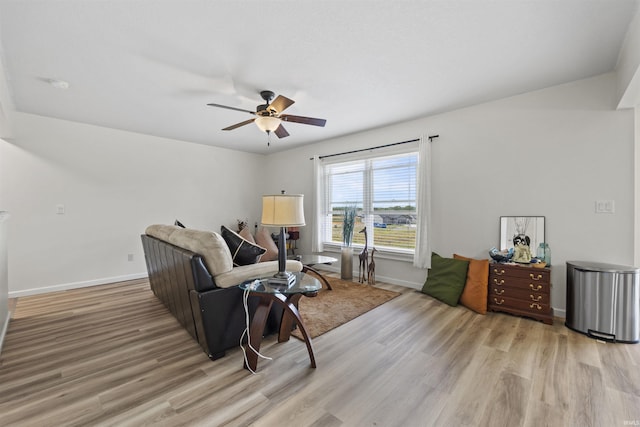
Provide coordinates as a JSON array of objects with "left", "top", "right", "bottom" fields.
[{"left": 488, "top": 262, "right": 553, "bottom": 325}]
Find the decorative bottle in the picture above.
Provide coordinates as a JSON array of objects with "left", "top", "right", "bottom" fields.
[{"left": 543, "top": 244, "right": 551, "bottom": 266}]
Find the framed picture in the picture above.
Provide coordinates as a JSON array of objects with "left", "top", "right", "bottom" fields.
[{"left": 499, "top": 216, "right": 545, "bottom": 252}]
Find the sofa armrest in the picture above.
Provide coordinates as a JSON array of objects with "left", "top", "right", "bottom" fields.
[
  {"left": 190, "top": 285, "right": 285, "bottom": 360},
  {"left": 214, "top": 260, "right": 303, "bottom": 288},
  {"left": 192, "top": 256, "right": 216, "bottom": 292}
]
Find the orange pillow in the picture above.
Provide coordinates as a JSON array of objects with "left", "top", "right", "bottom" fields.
[{"left": 453, "top": 254, "right": 489, "bottom": 314}]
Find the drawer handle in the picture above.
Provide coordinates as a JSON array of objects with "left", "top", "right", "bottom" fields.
[
  {"left": 530, "top": 294, "right": 542, "bottom": 302},
  {"left": 529, "top": 303, "right": 542, "bottom": 310},
  {"left": 493, "top": 279, "right": 505, "bottom": 286},
  {"left": 494, "top": 298, "right": 505, "bottom": 305},
  {"left": 529, "top": 273, "right": 543, "bottom": 281},
  {"left": 494, "top": 288, "right": 505, "bottom": 295},
  {"left": 494, "top": 268, "right": 505, "bottom": 276},
  {"left": 529, "top": 284, "right": 542, "bottom": 291}
]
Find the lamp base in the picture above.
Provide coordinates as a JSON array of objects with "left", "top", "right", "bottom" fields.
[{"left": 267, "top": 271, "right": 296, "bottom": 289}]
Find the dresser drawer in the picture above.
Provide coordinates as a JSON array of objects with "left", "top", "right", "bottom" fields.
[
  {"left": 490, "top": 265, "right": 550, "bottom": 283},
  {"left": 489, "top": 276, "right": 551, "bottom": 294},
  {"left": 488, "top": 285, "right": 550, "bottom": 305},
  {"left": 488, "top": 295, "right": 551, "bottom": 314}
]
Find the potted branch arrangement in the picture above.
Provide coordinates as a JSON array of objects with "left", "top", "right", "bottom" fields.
[{"left": 341, "top": 205, "right": 357, "bottom": 280}]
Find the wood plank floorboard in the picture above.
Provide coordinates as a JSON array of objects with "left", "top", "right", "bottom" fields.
[{"left": 1, "top": 275, "right": 640, "bottom": 426}]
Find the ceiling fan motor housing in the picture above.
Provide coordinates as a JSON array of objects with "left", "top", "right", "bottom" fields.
[
  {"left": 258, "top": 90, "right": 276, "bottom": 115},
  {"left": 256, "top": 104, "right": 271, "bottom": 115}
]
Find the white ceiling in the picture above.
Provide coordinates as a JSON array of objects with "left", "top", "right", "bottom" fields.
[{"left": 0, "top": 0, "right": 637, "bottom": 154}]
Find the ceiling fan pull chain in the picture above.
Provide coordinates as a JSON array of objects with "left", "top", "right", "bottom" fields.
[{"left": 267, "top": 130, "right": 271, "bottom": 147}]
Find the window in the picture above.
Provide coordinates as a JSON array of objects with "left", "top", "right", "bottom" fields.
[{"left": 319, "top": 151, "right": 418, "bottom": 253}]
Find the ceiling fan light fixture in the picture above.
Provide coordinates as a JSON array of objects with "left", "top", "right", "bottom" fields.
[{"left": 254, "top": 116, "right": 281, "bottom": 133}]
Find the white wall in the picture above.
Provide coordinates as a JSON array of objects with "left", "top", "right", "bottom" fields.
[
  {"left": 0, "top": 112, "right": 265, "bottom": 296},
  {"left": 266, "top": 73, "right": 635, "bottom": 315},
  {"left": 0, "top": 211, "right": 9, "bottom": 353},
  {"left": 636, "top": 107, "right": 640, "bottom": 267},
  {"left": 617, "top": 5, "right": 640, "bottom": 109},
  {"left": 0, "top": 73, "right": 633, "bottom": 316}
]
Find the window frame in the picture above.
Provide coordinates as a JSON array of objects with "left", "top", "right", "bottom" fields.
[{"left": 317, "top": 145, "right": 419, "bottom": 261}]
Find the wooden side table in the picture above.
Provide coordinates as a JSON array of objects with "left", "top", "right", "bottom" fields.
[{"left": 239, "top": 272, "right": 322, "bottom": 371}]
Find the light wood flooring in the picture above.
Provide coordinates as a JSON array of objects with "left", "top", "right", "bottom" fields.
[{"left": 1, "top": 275, "right": 639, "bottom": 426}]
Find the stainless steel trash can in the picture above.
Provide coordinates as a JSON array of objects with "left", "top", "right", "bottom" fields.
[{"left": 566, "top": 261, "right": 639, "bottom": 343}]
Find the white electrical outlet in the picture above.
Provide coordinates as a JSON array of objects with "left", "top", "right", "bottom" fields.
[
  {"left": 127, "top": 254, "right": 134, "bottom": 262},
  {"left": 595, "top": 200, "right": 615, "bottom": 214},
  {"left": 56, "top": 204, "right": 65, "bottom": 215}
]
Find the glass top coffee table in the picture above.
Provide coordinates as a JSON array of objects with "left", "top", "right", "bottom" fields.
[
  {"left": 239, "top": 272, "right": 322, "bottom": 371},
  {"left": 289, "top": 254, "right": 338, "bottom": 290}
]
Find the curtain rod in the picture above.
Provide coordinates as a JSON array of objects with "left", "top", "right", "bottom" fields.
[{"left": 310, "top": 135, "right": 439, "bottom": 160}]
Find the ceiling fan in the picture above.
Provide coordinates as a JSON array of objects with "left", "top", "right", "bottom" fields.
[{"left": 207, "top": 90, "right": 326, "bottom": 142}]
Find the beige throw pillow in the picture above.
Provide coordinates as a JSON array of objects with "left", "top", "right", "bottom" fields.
[
  {"left": 255, "top": 227, "right": 278, "bottom": 262},
  {"left": 239, "top": 226, "right": 256, "bottom": 243}
]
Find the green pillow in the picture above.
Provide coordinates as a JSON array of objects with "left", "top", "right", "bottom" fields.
[{"left": 421, "top": 253, "right": 470, "bottom": 306}]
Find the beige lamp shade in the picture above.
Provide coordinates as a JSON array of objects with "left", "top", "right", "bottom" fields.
[{"left": 261, "top": 194, "right": 306, "bottom": 227}]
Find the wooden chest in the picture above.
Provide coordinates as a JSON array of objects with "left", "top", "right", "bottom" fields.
[{"left": 488, "top": 262, "right": 553, "bottom": 324}]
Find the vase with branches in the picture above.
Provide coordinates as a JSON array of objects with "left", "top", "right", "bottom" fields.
[
  {"left": 342, "top": 205, "right": 357, "bottom": 247},
  {"left": 340, "top": 205, "right": 357, "bottom": 280}
]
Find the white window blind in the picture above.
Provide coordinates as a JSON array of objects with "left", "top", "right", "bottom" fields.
[{"left": 319, "top": 151, "right": 418, "bottom": 252}]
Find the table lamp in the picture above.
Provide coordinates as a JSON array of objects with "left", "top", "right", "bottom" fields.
[{"left": 261, "top": 192, "right": 305, "bottom": 287}]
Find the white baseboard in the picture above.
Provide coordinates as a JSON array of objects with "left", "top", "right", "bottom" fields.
[
  {"left": 8, "top": 272, "right": 149, "bottom": 298},
  {"left": 317, "top": 265, "right": 423, "bottom": 289},
  {"left": 553, "top": 308, "right": 566, "bottom": 319},
  {"left": 374, "top": 273, "right": 422, "bottom": 289},
  {"left": 0, "top": 309, "right": 10, "bottom": 355}
]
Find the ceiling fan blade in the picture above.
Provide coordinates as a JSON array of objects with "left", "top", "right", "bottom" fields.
[
  {"left": 207, "top": 103, "right": 256, "bottom": 115},
  {"left": 268, "top": 95, "right": 295, "bottom": 113},
  {"left": 281, "top": 114, "right": 327, "bottom": 127},
  {"left": 274, "top": 124, "right": 289, "bottom": 138},
  {"left": 222, "top": 118, "right": 255, "bottom": 131}
]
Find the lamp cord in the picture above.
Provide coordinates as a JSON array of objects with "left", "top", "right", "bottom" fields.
[{"left": 240, "top": 283, "right": 272, "bottom": 374}]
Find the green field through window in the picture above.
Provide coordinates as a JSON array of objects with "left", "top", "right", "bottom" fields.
[{"left": 331, "top": 216, "right": 416, "bottom": 249}]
